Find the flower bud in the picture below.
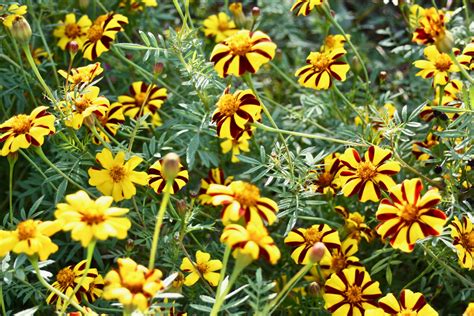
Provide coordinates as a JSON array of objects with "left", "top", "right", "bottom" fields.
[
  {"left": 176, "top": 199, "right": 187, "bottom": 216},
  {"left": 435, "top": 30, "right": 454, "bottom": 54},
  {"left": 67, "top": 41, "right": 79, "bottom": 55},
  {"left": 79, "top": 0, "right": 90, "bottom": 11},
  {"left": 379, "top": 71, "right": 388, "bottom": 82},
  {"left": 307, "top": 281, "right": 321, "bottom": 296},
  {"left": 162, "top": 152, "right": 180, "bottom": 180},
  {"left": 252, "top": 7, "right": 261, "bottom": 17},
  {"left": 11, "top": 16, "right": 31, "bottom": 44},
  {"left": 153, "top": 62, "right": 164, "bottom": 75},
  {"left": 229, "top": 2, "right": 246, "bottom": 27},
  {"left": 125, "top": 239, "right": 134, "bottom": 252},
  {"left": 309, "top": 242, "right": 326, "bottom": 263}
]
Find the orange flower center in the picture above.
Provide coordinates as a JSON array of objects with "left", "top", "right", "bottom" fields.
[
  {"left": 348, "top": 213, "right": 364, "bottom": 226},
  {"left": 316, "top": 172, "right": 333, "bottom": 188},
  {"left": 344, "top": 285, "right": 363, "bottom": 304},
  {"left": 56, "top": 267, "right": 76, "bottom": 288},
  {"left": 109, "top": 165, "right": 126, "bottom": 182},
  {"left": 309, "top": 52, "right": 331, "bottom": 72},
  {"left": 399, "top": 310, "right": 417, "bottom": 316},
  {"left": 217, "top": 94, "right": 241, "bottom": 117},
  {"left": 434, "top": 54, "right": 452, "bottom": 71},
  {"left": 196, "top": 263, "right": 209, "bottom": 274},
  {"left": 81, "top": 213, "right": 105, "bottom": 225},
  {"left": 233, "top": 182, "right": 260, "bottom": 207},
  {"left": 11, "top": 114, "right": 32, "bottom": 134},
  {"left": 122, "top": 271, "right": 145, "bottom": 293},
  {"left": 17, "top": 220, "right": 37, "bottom": 240},
  {"left": 331, "top": 253, "right": 346, "bottom": 273},
  {"left": 218, "top": 20, "right": 230, "bottom": 32},
  {"left": 462, "top": 231, "right": 474, "bottom": 249},
  {"left": 400, "top": 204, "right": 419, "bottom": 222},
  {"left": 135, "top": 91, "right": 148, "bottom": 106},
  {"left": 304, "top": 227, "right": 323, "bottom": 245},
  {"left": 324, "top": 36, "right": 336, "bottom": 50},
  {"left": 65, "top": 23, "right": 81, "bottom": 38},
  {"left": 356, "top": 162, "right": 377, "bottom": 182},
  {"left": 87, "top": 24, "right": 103, "bottom": 42},
  {"left": 227, "top": 32, "right": 252, "bottom": 55},
  {"left": 246, "top": 223, "right": 267, "bottom": 242},
  {"left": 74, "top": 97, "right": 92, "bottom": 113}
]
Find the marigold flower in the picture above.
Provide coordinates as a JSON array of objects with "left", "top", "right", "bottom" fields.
[
  {"left": 412, "top": 7, "right": 447, "bottom": 46},
  {"left": 103, "top": 257, "right": 164, "bottom": 312},
  {"left": 464, "top": 303, "right": 474, "bottom": 316},
  {"left": 221, "top": 222, "right": 281, "bottom": 264},
  {"left": 55, "top": 190, "right": 131, "bottom": 247},
  {"left": 335, "top": 206, "right": 374, "bottom": 243},
  {"left": 412, "top": 133, "right": 439, "bottom": 161},
  {"left": 46, "top": 260, "right": 104, "bottom": 309},
  {"left": 321, "top": 34, "right": 347, "bottom": 52},
  {"left": 88, "top": 148, "right": 148, "bottom": 202},
  {"left": 450, "top": 216, "right": 473, "bottom": 270},
  {"left": 203, "top": 12, "right": 238, "bottom": 42},
  {"left": 180, "top": 251, "right": 222, "bottom": 287},
  {"left": 31, "top": 47, "right": 49, "bottom": 65},
  {"left": 53, "top": 13, "right": 92, "bottom": 50},
  {"left": 119, "top": 81, "right": 167, "bottom": 127},
  {"left": 207, "top": 180, "right": 278, "bottom": 226},
  {"left": 93, "top": 102, "right": 125, "bottom": 144},
  {"left": 290, "top": 0, "right": 323, "bottom": 16},
  {"left": 377, "top": 289, "right": 438, "bottom": 315},
  {"left": 61, "top": 86, "right": 109, "bottom": 129},
  {"left": 58, "top": 62, "right": 104, "bottom": 89},
  {"left": 0, "top": 219, "right": 60, "bottom": 260},
  {"left": 212, "top": 87, "right": 261, "bottom": 139},
  {"left": 319, "top": 238, "right": 363, "bottom": 277},
  {"left": 0, "top": 106, "right": 55, "bottom": 156},
  {"left": 339, "top": 146, "right": 400, "bottom": 202},
  {"left": 82, "top": 13, "right": 128, "bottom": 60},
  {"left": 420, "top": 79, "right": 463, "bottom": 121},
  {"left": 1, "top": 4, "right": 27, "bottom": 28},
  {"left": 148, "top": 159, "right": 189, "bottom": 194},
  {"left": 462, "top": 42, "right": 474, "bottom": 70},
  {"left": 221, "top": 130, "right": 251, "bottom": 163},
  {"left": 198, "top": 168, "right": 233, "bottom": 205},
  {"left": 323, "top": 267, "right": 381, "bottom": 316},
  {"left": 295, "top": 48, "right": 350, "bottom": 90},
  {"left": 308, "top": 153, "right": 342, "bottom": 195},
  {"left": 119, "top": 0, "right": 157, "bottom": 11},
  {"left": 376, "top": 178, "right": 447, "bottom": 252},
  {"left": 210, "top": 29, "right": 276, "bottom": 77}
]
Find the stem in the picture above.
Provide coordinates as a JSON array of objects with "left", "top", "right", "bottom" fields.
[
  {"left": 59, "top": 241, "right": 96, "bottom": 314},
  {"left": 213, "top": 246, "right": 231, "bottom": 308},
  {"left": 270, "top": 62, "right": 300, "bottom": 89},
  {"left": 253, "top": 122, "right": 366, "bottom": 147},
  {"left": 0, "top": 284, "right": 6, "bottom": 316},
  {"left": 449, "top": 52, "right": 474, "bottom": 84},
  {"left": 30, "top": 257, "right": 88, "bottom": 314},
  {"left": 394, "top": 153, "right": 443, "bottom": 189},
  {"left": 148, "top": 179, "right": 174, "bottom": 270},
  {"left": 463, "top": 0, "right": 471, "bottom": 33},
  {"left": 89, "top": 123, "right": 113, "bottom": 152},
  {"left": 332, "top": 84, "right": 367, "bottom": 125},
  {"left": 267, "top": 262, "right": 314, "bottom": 314},
  {"left": 19, "top": 150, "right": 58, "bottom": 191},
  {"left": 127, "top": 82, "right": 154, "bottom": 153},
  {"left": 8, "top": 156, "right": 16, "bottom": 226},
  {"left": 21, "top": 44, "right": 56, "bottom": 102}
]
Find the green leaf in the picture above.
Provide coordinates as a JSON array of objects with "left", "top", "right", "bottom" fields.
[{"left": 186, "top": 134, "right": 200, "bottom": 169}]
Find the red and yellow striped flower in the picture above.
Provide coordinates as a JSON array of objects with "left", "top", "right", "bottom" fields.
[
  {"left": 319, "top": 238, "right": 363, "bottom": 277},
  {"left": 198, "top": 168, "right": 233, "bottom": 205},
  {"left": 450, "top": 216, "right": 473, "bottom": 270},
  {"left": 335, "top": 206, "right": 374, "bottom": 243},
  {"left": 308, "top": 153, "right": 342, "bottom": 195},
  {"left": 148, "top": 159, "right": 189, "bottom": 194},
  {"left": 207, "top": 180, "right": 278, "bottom": 226},
  {"left": 377, "top": 289, "right": 438, "bottom": 316},
  {"left": 93, "top": 102, "right": 125, "bottom": 144},
  {"left": 412, "top": 7, "right": 447, "bottom": 46},
  {"left": 58, "top": 62, "right": 103, "bottom": 89},
  {"left": 210, "top": 30, "right": 276, "bottom": 77},
  {"left": 284, "top": 224, "right": 341, "bottom": 265},
  {"left": 339, "top": 146, "right": 400, "bottom": 202},
  {"left": 290, "top": 0, "right": 324, "bottom": 16},
  {"left": 376, "top": 178, "right": 447, "bottom": 252},
  {"left": 412, "top": 133, "right": 439, "bottom": 161},
  {"left": 221, "top": 130, "right": 252, "bottom": 163}
]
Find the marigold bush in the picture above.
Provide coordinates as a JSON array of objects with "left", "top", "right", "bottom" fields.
[{"left": 0, "top": 0, "right": 473, "bottom": 315}]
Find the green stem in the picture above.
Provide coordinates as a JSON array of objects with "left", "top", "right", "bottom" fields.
[
  {"left": 402, "top": 260, "right": 435, "bottom": 290},
  {"left": 94, "top": 119, "right": 126, "bottom": 149},
  {"left": 332, "top": 84, "right": 367, "bottom": 124},
  {"left": 394, "top": 153, "right": 443, "bottom": 189},
  {"left": 0, "top": 283, "right": 6, "bottom": 316},
  {"left": 253, "top": 122, "right": 366, "bottom": 147},
  {"left": 21, "top": 44, "right": 56, "bottom": 102},
  {"left": 213, "top": 246, "right": 231, "bottom": 308},
  {"left": 59, "top": 241, "right": 96, "bottom": 314},
  {"left": 449, "top": 51, "right": 474, "bottom": 84},
  {"left": 89, "top": 123, "right": 113, "bottom": 152},
  {"left": 8, "top": 156, "right": 16, "bottom": 226},
  {"left": 270, "top": 62, "right": 300, "bottom": 89},
  {"left": 148, "top": 179, "right": 174, "bottom": 270},
  {"left": 463, "top": 0, "right": 471, "bottom": 32},
  {"left": 30, "top": 257, "right": 88, "bottom": 314},
  {"left": 19, "top": 150, "right": 58, "bottom": 191}
]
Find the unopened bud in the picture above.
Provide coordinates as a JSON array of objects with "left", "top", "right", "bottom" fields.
[
  {"left": 435, "top": 30, "right": 454, "bottom": 54},
  {"left": 308, "top": 281, "right": 321, "bottom": 296},
  {"left": 79, "top": 0, "right": 90, "bottom": 11},
  {"left": 309, "top": 242, "right": 326, "bottom": 263},
  {"left": 67, "top": 41, "right": 79, "bottom": 55},
  {"left": 379, "top": 71, "right": 388, "bottom": 82},
  {"left": 125, "top": 239, "right": 134, "bottom": 252},
  {"left": 162, "top": 152, "right": 180, "bottom": 179},
  {"left": 229, "top": 2, "right": 245, "bottom": 27},
  {"left": 351, "top": 56, "right": 362, "bottom": 75},
  {"left": 252, "top": 7, "right": 260, "bottom": 17},
  {"left": 7, "top": 152, "right": 18, "bottom": 166},
  {"left": 153, "top": 62, "right": 164, "bottom": 75},
  {"left": 11, "top": 16, "right": 31, "bottom": 44},
  {"left": 176, "top": 199, "right": 187, "bottom": 216}
]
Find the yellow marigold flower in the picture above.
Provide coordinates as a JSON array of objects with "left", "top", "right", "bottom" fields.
[
  {"left": 339, "top": 145, "right": 400, "bottom": 202},
  {"left": 180, "top": 250, "right": 222, "bottom": 287},
  {"left": 207, "top": 180, "right": 278, "bottom": 226},
  {"left": 55, "top": 190, "right": 131, "bottom": 247},
  {"left": 413, "top": 45, "right": 469, "bottom": 87},
  {"left": 335, "top": 206, "right": 374, "bottom": 243},
  {"left": 464, "top": 303, "right": 474, "bottom": 316},
  {"left": 412, "top": 7, "right": 447, "bottom": 46},
  {"left": 203, "top": 12, "right": 238, "bottom": 43},
  {"left": 420, "top": 79, "right": 463, "bottom": 122},
  {"left": 212, "top": 87, "right": 261, "bottom": 139},
  {"left": 118, "top": 81, "right": 167, "bottom": 127},
  {"left": 148, "top": 159, "right": 189, "bottom": 194},
  {"left": 198, "top": 168, "right": 233, "bottom": 205},
  {"left": 308, "top": 153, "right": 342, "bottom": 195},
  {"left": 58, "top": 62, "right": 104, "bottom": 89},
  {"left": 103, "top": 257, "right": 164, "bottom": 312},
  {"left": 82, "top": 13, "right": 128, "bottom": 60},
  {"left": 450, "top": 216, "right": 473, "bottom": 270},
  {"left": 412, "top": 133, "right": 439, "bottom": 161},
  {"left": 0, "top": 219, "right": 60, "bottom": 260},
  {"left": 93, "top": 102, "right": 125, "bottom": 144},
  {"left": 321, "top": 34, "right": 347, "bottom": 52},
  {"left": 88, "top": 148, "right": 148, "bottom": 202},
  {"left": 290, "top": 0, "right": 323, "bottom": 16},
  {"left": 284, "top": 224, "right": 341, "bottom": 265},
  {"left": 221, "top": 222, "right": 281, "bottom": 264},
  {"left": 210, "top": 29, "right": 276, "bottom": 78},
  {"left": 319, "top": 238, "right": 363, "bottom": 278},
  {"left": 462, "top": 42, "right": 474, "bottom": 70},
  {"left": 53, "top": 13, "right": 92, "bottom": 50},
  {"left": 61, "top": 86, "right": 109, "bottom": 129},
  {"left": 46, "top": 260, "right": 104, "bottom": 309},
  {"left": 324, "top": 267, "right": 381, "bottom": 315},
  {"left": 0, "top": 106, "right": 55, "bottom": 156},
  {"left": 1, "top": 4, "right": 27, "bottom": 28},
  {"left": 31, "top": 47, "right": 49, "bottom": 65},
  {"left": 295, "top": 48, "right": 350, "bottom": 90},
  {"left": 221, "top": 130, "right": 251, "bottom": 163},
  {"left": 377, "top": 289, "right": 438, "bottom": 315},
  {"left": 119, "top": 0, "right": 157, "bottom": 11},
  {"left": 376, "top": 178, "right": 447, "bottom": 253}
]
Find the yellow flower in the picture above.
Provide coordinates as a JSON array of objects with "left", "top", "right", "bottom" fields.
[
  {"left": 46, "top": 260, "right": 104, "bottom": 309},
  {"left": 412, "top": 132, "right": 439, "bottom": 161},
  {"left": 319, "top": 238, "right": 363, "bottom": 277},
  {"left": 1, "top": 4, "right": 27, "bottom": 28},
  {"left": 450, "top": 216, "right": 473, "bottom": 270},
  {"left": 61, "top": 86, "right": 109, "bottom": 129},
  {"left": 321, "top": 34, "right": 347, "bottom": 52},
  {"left": 0, "top": 219, "right": 60, "bottom": 260},
  {"left": 420, "top": 79, "right": 463, "bottom": 122},
  {"left": 464, "top": 303, "right": 474, "bottom": 316},
  {"left": 54, "top": 190, "right": 131, "bottom": 247},
  {"left": 412, "top": 7, "right": 447, "bottom": 46},
  {"left": 31, "top": 47, "right": 49, "bottom": 65},
  {"left": 198, "top": 168, "right": 233, "bottom": 205},
  {"left": 0, "top": 106, "right": 55, "bottom": 156},
  {"left": 180, "top": 251, "right": 222, "bottom": 287},
  {"left": 210, "top": 29, "right": 277, "bottom": 77},
  {"left": 221, "top": 222, "right": 281, "bottom": 264},
  {"left": 295, "top": 48, "right": 350, "bottom": 90},
  {"left": 308, "top": 153, "right": 342, "bottom": 195},
  {"left": 82, "top": 13, "right": 128, "bottom": 60},
  {"left": 119, "top": 0, "right": 157, "bottom": 11},
  {"left": 93, "top": 102, "right": 125, "bottom": 144},
  {"left": 88, "top": 148, "right": 148, "bottom": 202},
  {"left": 335, "top": 206, "right": 374, "bottom": 243},
  {"left": 377, "top": 289, "right": 438, "bottom": 315},
  {"left": 221, "top": 130, "right": 251, "bottom": 163},
  {"left": 103, "top": 257, "right": 163, "bottom": 312},
  {"left": 148, "top": 159, "right": 189, "bottom": 194},
  {"left": 53, "top": 13, "right": 92, "bottom": 50},
  {"left": 58, "top": 62, "right": 104, "bottom": 89},
  {"left": 203, "top": 12, "right": 238, "bottom": 42},
  {"left": 290, "top": 0, "right": 324, "bottom": 16}
]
